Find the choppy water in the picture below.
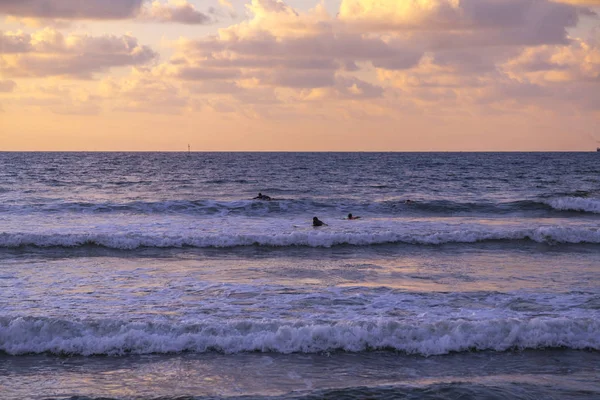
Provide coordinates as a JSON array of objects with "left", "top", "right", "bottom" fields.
[{"left": 0, "top": 152, "right": 599, "bottom": 399}]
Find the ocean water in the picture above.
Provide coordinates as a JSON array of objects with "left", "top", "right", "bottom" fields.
[{"left": 0, "top": 152, "right": 598, "bottom": 400}]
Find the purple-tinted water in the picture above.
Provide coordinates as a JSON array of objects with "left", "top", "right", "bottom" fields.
[{"left": 0, "top": 152, "right": 598, "bottom": 399}]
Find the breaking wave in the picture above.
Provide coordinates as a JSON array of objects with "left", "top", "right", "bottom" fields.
[
  {"left": 0, "top": 316, "right": 597, "bottom": 356},
  {"left": 1, "top": 225, "right": 599, "bottom": 249},
  {"left": 544, "top": 197, "right": 600, "bottom": 214}
]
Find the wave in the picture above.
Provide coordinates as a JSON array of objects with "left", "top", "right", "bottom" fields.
[
  {"left": 1, "top": 316, "right": 597, "bottom": 356},
  {"left": 393, "top": 197, "right": 600, "bottom": 215},
  {"left": 544, "top": 197, "right": 600, "bottom": 214},
  {"left": 1, "top": 225, "right": 599, "bottom": 249},
  {"left": 2, "top": 197, "right": 600, "bottom": 216},
  {"left": 0, "top": 199, "right": 329, "bottom": 217}
]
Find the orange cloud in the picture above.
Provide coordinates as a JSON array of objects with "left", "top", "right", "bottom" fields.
[
  {"left": 139, "top": 0, "right": 216, "bottom": 25},
  {"left": 339, "top": 0, "right": 580, "bottom": 48},
  {"left": 0, "top": 80, "right": 16, "bottom": 92},
  {"left": 503, "top": 40, "right": 600, "bottom": 83},
  {"left": 0, "top": 28, "right": 157, "bottom": 78}
]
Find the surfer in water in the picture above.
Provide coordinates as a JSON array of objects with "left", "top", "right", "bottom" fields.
[
  {"left": 253, "top": 193, "right": 272, "bottom": 201},
  {"left": 347, "top": 213, "right": 360, "bottom": 220},
  {"left": 313, "top": 217, "right": 327, "bottom": 227}
]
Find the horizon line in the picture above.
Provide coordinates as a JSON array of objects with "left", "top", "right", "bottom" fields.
[{"left": 1, "top": 150, "right": 598, "bottom": 153}]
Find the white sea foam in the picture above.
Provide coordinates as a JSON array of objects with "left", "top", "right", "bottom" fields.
[
  {"left": 0, "top": 316, "right": 597, "bottom": 356},
  {"left": 0, "top": 224, "right": 599, "bottom": 249},
  {"left": 546, "top": 197, "right": 600, "bottom": 214}
]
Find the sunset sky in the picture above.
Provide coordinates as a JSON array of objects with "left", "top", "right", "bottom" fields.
[{"left": 1, "top": 0, "right": 599, "bottom": 151}]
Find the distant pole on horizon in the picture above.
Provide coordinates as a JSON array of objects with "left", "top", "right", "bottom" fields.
[{"left": 188, "top": 144, "right": 190, "bottom": 155}]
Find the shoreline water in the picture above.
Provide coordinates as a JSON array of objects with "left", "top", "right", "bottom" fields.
[{"left": 1, "top": 350, "right": 599, "bottom": 400}]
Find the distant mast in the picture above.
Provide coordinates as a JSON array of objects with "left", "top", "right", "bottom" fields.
[{"left": 188, "top": 144, "right": 191, "bottom": 155}]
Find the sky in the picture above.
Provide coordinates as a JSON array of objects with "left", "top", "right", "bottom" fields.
[{"left": 1, "top": 0, "right": 599, "bottom": 151}]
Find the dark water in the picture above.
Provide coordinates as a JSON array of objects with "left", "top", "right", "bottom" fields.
[{"left": 0, "top": 152, "right": 599, "bottom": 399}]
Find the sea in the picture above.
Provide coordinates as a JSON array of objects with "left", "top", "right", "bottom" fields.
[{"left": 0, "top": 152, "right": 598, "bottom": 400}]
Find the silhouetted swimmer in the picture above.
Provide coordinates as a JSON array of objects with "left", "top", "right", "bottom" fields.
[
  {"left": 313, "top": 217, "right": 327, "bottom": 227},
  {"left": 347, "top": 213, "right": 361, "bottom": 220},
  {"left": 404, "top": 199, "right": 413, "bottom": 204},
  {"left": 253, "top": 193, "right": 272, "bottom": 201}
]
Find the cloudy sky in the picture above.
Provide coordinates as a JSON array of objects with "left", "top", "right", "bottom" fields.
[{"left": 1, "top": 0, "right": 599, "bottom": 151}]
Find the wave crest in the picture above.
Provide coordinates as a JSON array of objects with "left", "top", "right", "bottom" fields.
[
  {"left": 546, "top": 197, "right": 600, "bottom": 214},
  {"left": 1, "top": 225, "right": 599, "bottom": 249},
  {"left": 1, "top": 316, "right": 597, "bottom": 356}
]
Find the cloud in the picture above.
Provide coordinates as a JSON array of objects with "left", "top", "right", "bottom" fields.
[
  {"left": 0, "top": 80, "right": 17, "bottom": 92},
  {"left": 339, "top": 0, "right": 580, "bottom": 47},
  {"left": 189, "top": 80, "right": 244, "bottom": 94},
  {"left": 375, "top": 37, "right": 600, "bottom": 113},
  {"left": 3, "top": 15, "right": 73, "bottom": 29},
  {"left": 0, "top": 30, "right": 33, "bottom": 53},
  {"left": 503, "top": 40, "right": 600, "bottom": 83},
  {"left": 302, "top": 76, "right": 385, "bottom": 101},
  {"left": 219, "top": 0, "right": 234, "bottom": 10},
  {"left": 338, "top": 0, "right": 589, "bottom": 49},
  {"left": 6, "top": 0, "right": 598, "bottom": 120},
  {"left": 160, "top": 1, "right": 421, "bottom": 91},
  {"left": 2, "top": 81, "right": 103, "bottom": 115},
  {"left": 332, "top": 0, "right": 599, "bottom": 112},
  {"left": 100, "top": 68, "right": 189, "bottom": 114},
  {"left": 260, "top": 69, "right": 336, "bottom": 88},
  {"left": 0, "top": 28, "right": 157, "bottom": 78},
  {"left": 339, "top": 0, "right": 576, "bottom": 30},
  {"left": 140, "top": 1, "right": 215, "bottom": 25},
  {"left": 0, "top": 0, "right": 144, "bottom": 20},
  {"left": 168, "top": 66, "right": 242, "bottom": 81},
  {"left": 0, "top": 0, "right": 222, "bottom": 25},
  {"left": 498, "top": 41, "right": 600, "bottom": 112},
  {"left": 162, "top": 0, "right": 587, "bottom": 93},
  {"left": 132, "top": 0, "right": 598, "bottom": 119}
]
